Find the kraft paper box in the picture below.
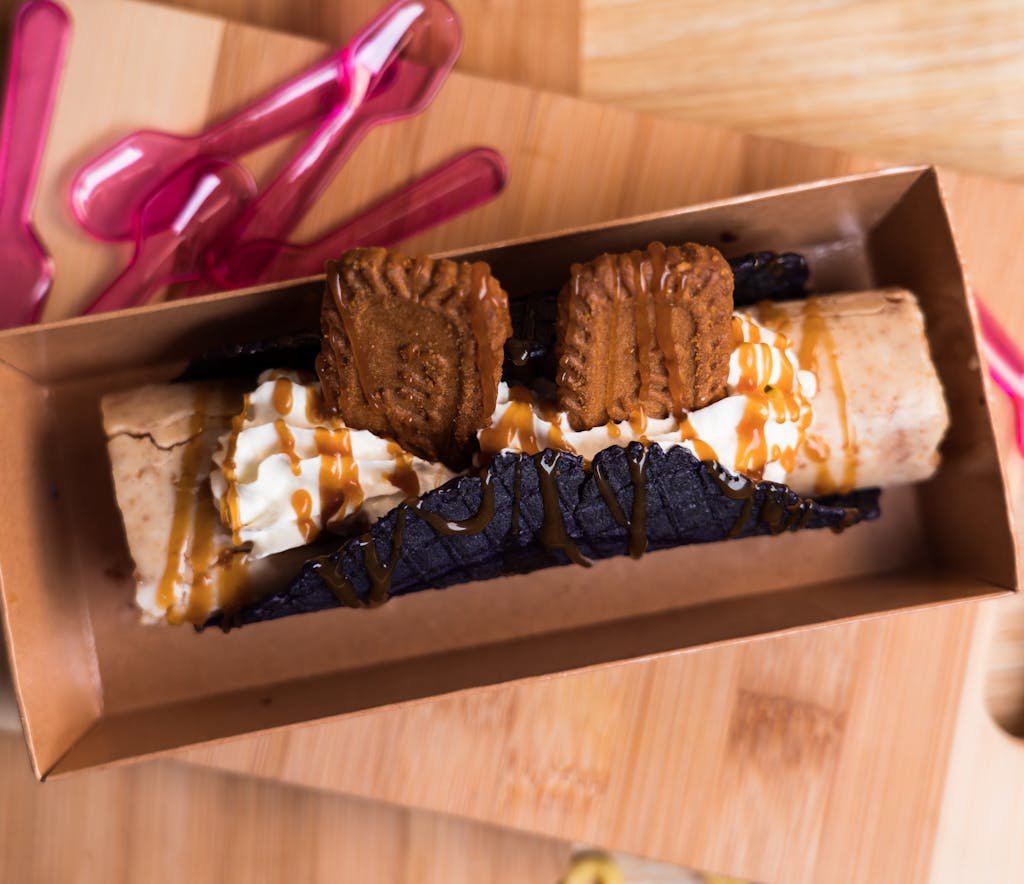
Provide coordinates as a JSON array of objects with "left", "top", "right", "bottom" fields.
[{"left": 0, "top": 166, "right": 1016, "bottom": 778}]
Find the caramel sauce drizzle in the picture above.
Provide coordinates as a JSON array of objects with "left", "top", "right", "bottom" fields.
[
  {"left": 728, "top": 314, "right": 812, "bottom": 482},
  {"left": 176, "top": 469, "right": 217, "bottom": 626},
  {"left": 533, "top": 451, "right": 590, "bottom": 566},
  {"left": 386, "top": 440, "right": 420, "bottom": 498},
  {"left": 707, "top": 461, "right": 756, "bottom": 538},
  {"left": 315, "top": 426, "right": 362, "bottom": 528},
  {"left": 734, "top": 395, "right": 770, "bottom": 481},
  {"left": 649, "top": 243, "right": 685, "bottom": 418},
  {"left": 630, "top": 252, "right": 654, "bottom": 407},
  {"left": 592, "top": 449, "right": 649, "bottom": 559},
  {"left": 305, "top": 385, "right": 326, "bottom": 424},
  {"left": 478, "top": 386, "right": 539, "bottom": 457},
  {"left": 217, "top": 394, "right": 248, "bottom": 546},
  {"left": 329, "top": 267, "right": 383, "bottom": 410},
  {"left": 158, "top": 392, "right": 209, "bottom": 618},
  {"left": 159, "top": 391, "right": 251, "bottom": 626},
  {"left": 535, "top": 395, "right": 567, "bottom": 450},
  {"left": 292, "top": 489, "right": 317, "bottom": 544},
  {"left": 604, "top": 261, "right": 622, "bottom": 419},
  {"left": 361, "top": 506, "right": 409, "bottom": 606},
  {"left": 412, "top": 470, "right": 495, "bottom": 536},
  {"left": 797, "top": 297, "right": 856, "bottom": 493},
  {"left": 478, "top": 386, "right": 573, "bottom": 460},
  {"left": 310, "top": 507, "right": 410, "bottom": 608},
  {"left": 308, "top": 449, "right": 857, "bottom": 612},
  {"left": 594, "top": 464, "right": 629, "bottom": 527},
  {"left": 274, "top": 418, "right": 302, "bottom": 476},
  {"left": 679, "top": 416, "right": 718, "bottom": 463},
  {"left": 222, "top": 377, "right": 438, "bottom": 552},
  {"left": 206, "top": 554, "right": 251, "bottom": 625},
  {"left": 627, "top": 407, "right": 649, "bottom": 443},
  {"left": 271, "top": 376, "right": 293, "bottom": 414},
  {"left": 468, "top": 262, "right": 502, "bottom": 419},
  {"left": 756, "top": 298, "right": 791, "bottom": 333},
  {"left": 705, "top": 461, "right": 857, "bottom": 538}
]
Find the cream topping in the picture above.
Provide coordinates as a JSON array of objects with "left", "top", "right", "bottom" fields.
[
  {"left": 210, "top": 371, "right": 455, "bottom": 558},
  {"left": 210, "top": 313, "right": 815, "bottom": 562},
  {"left": 478, "top": 313, "right": 817, "bottom": 486}
]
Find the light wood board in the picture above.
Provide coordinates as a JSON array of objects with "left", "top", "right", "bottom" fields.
[
  {"left": 140, "top": 0, "right": 1024, "bottom": 179},
  {"left": 0, "top": 731, "right": 574, "bottom": 883},
  {"left": 2, "top": 1, "right": 1024, "bottom": 882}
]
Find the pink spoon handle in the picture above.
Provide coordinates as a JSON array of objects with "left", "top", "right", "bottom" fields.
[
  {"left": 215, "top": 1, "right": 459, "bottom": 257},
  {"left": 197, "top": 54, "right": 342, "bottom": 158},
  {"left": 258, "top": 146, "right": 507, "bottom": 283},
  {"left": 975, "top": 297, "right": 1024, "bottom": 456},
  {"left": 83, "top": 234, "right": 179, "bottom": 314},
  {"left": 85, "top": 160, "right": 255, "bottom": 314},
  {"left": 0, "top": 0, "right": 70, "bottom": 226}
]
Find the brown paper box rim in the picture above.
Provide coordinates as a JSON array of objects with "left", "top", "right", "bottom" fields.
[
  {"left": 0, "top": 163, "right": 927, "bottom": 342},
  {"left": 0, "top": 166, "right": 1017, "bottom": 779}
]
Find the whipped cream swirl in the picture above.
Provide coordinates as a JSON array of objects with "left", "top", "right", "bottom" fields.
[
  {"left": 478, "top": 313, "right": 817, "bottom": 486},
  {"left": 211, "top": 371, "right": 455, "bottom": 558},
  {"left": 211, "top": 313, "right": 816, "bottom": 560}
]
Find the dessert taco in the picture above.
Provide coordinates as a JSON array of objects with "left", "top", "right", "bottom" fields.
[{"left": 99, "top": 243, "right": 948, "bottom": 628}]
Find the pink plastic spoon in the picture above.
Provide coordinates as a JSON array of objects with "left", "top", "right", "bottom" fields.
[
  {"left": 69, "top": 37, "right": 349, "bottom": 242},
  {"left": 975, "top": 296, "right": 1024, "bottom": 457},
  {"left": 83, "top": 158, "right": 255, "bottom": 314},
  {"left": 0, "top": 0, "right": 70, "bottom": 329},
  {"left": 205, "top": 0, "right": 461, "bottom": 287},
  {"left": 203, "top": 145, "right": 506, "bottom": 290}
]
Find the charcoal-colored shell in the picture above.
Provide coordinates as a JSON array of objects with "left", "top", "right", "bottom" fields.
[{"left": 221, "top": 444, "right": 879, "bottom": 628}]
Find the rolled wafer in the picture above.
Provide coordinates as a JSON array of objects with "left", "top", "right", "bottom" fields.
[
  {"left": 101, "top": 381, "right": 315, "bottom": 625},
  {"left": 754, "top": 288, "right": 949, "bottom": 495}
]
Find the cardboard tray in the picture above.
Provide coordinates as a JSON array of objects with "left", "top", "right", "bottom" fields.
[{"left": 0, "top": 166, "right": 1017, "bottom": 779}]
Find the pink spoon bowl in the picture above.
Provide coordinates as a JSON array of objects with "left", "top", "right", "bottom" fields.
[
  {"left": 202, "top": 145, "right": 507, "bottom": 290},
  {"left": 0, "top": 0, "right": 70, "bottom": 329},
  {"left": 69, "top": 34, "right": 345, "bottom": 242},
  {"left": 204, "top": 0, "right": 461, "bottom": 286},
  {"left": 83, "top": 158, "right": 255, "bottom": 315}
]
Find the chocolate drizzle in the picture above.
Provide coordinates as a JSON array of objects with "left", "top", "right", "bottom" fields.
[
  {"left": 310, "top": 553, "right": 362, "bottom": 608},
  {"left": 362, "top": 506, "right": 408, "bottom": 606},
  {"left": 229, "top": 445, "right": 880, "bottom": 628},
  {"left": 594, "top": 447, "right": 648, "bottom": 558},
  {"left": 412, "top": 470, "right": 495, "bottom": 536},
  {"left": 704, "top": 460, "right": 850, "bottom": 539},
  {"left": 533, "top": 451, "right": 590, "bottom": 567},
  {"left": 312, "top": 506, "right": 409, "bottom": 608},
  {"left": 309, "top": 448, "right": 864, "bottom": 610}
]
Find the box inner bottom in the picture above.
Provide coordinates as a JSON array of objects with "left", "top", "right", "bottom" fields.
[{"left": 51, "top": 357, "right": 931, "bottom": 719}]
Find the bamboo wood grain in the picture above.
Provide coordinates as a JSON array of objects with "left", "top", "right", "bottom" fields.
[
  {"left": 0, "top": 732, "right": 571, "bottom": 883},
  {"left": 582, "top": 0, "right": 1024, "bottom": 180},
  {"left": 143, "top": 0, "right": 1024, "bottom": 178},
  {"left": 1, "top": 0, "right": 1024, "bottom": 881}
]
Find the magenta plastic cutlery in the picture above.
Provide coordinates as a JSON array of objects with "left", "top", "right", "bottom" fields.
[
  {"left": 975, "top": 297, "right": 1024, "bottom": 457},
  {"left": 69, "top": 39, "right": 348, "bottom": 242},
  {"left": 70, "top": 0, "right": 457, "bottom": 245},
  {"left": 204, "top": 145, "right": 505, "bottom": 289},
  {"left": 0, "top": 0, "right": 70, "bottom": 329},
  {"left": 204, "top": 0, "right": 461, "bottom": 286},
  {"left": 83, "top": 158, "right": 256, "bottom": 315}
]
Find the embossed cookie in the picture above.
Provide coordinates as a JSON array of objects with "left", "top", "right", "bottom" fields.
[
  {"left": 317, "top": 248, "right": 512, "bottom": 468},
  {"left": 556, "top": 242, "right": 734, "bottom": 431}
]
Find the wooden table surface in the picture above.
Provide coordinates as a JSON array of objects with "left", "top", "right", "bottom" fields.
[{"left": 3, "top": 1, "right": 1024, "bottom": 881}]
